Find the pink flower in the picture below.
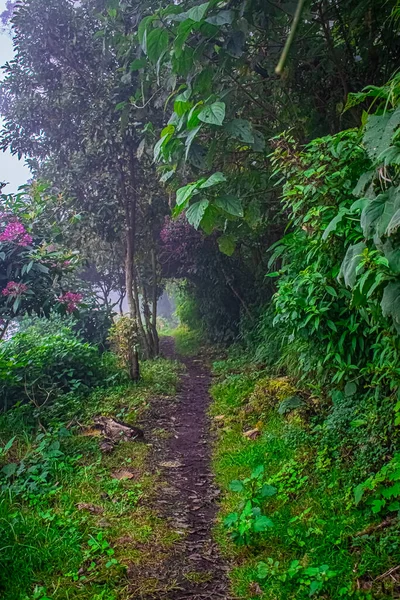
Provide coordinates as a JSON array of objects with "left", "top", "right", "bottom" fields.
[
  {"left": 57, "top": 291, "right": 83, "bottom": 313},
  {"left": 2, "top": 281, "right": 29, "bottom": 297},
  {"left": 0, "top": 221, "right": 33, "bottom": 246}
]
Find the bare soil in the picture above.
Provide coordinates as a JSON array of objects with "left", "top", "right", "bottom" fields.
[{"left": 134, "top": 336, "right": 232, "bottom": 600}]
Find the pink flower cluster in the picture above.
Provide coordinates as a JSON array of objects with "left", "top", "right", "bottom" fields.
[
  {"left": 0, "top": 221, "right": 33, "bottom": 246},
  {"left": 2, "top": 281, "right": 28, "bottom": 297},
  {"left": 57, "top": 292, "right": 83, "bottom": 313}
]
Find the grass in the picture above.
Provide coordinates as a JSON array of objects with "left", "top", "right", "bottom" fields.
[
  {"left": 209, "top": 355, "right": 400, "bottom": 600},
  {"left": 160, "top": 324, "right": 204, "bottom": 356},
  {"left": 0, "top": 357, "right": 182, "bottom": 600}
]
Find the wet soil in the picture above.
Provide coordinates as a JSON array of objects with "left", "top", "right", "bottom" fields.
[{"left": 135, "top": 337, "right": 232, "bottom": 600}]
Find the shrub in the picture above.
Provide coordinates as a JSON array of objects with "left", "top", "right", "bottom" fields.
[{"left": 0, "top": 324, "right": 115, "bottom": 411}]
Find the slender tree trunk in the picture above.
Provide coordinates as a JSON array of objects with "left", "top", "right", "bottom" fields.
[
  {"left": 151, "top": 247, "right": 159, "bottom": 356},
  {"left": 121, "top": 164, "right": 140, "bottom": 381}
]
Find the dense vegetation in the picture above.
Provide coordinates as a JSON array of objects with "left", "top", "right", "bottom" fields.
[{"left": 1, "top": 0, "right": 400, "bottom": 598}]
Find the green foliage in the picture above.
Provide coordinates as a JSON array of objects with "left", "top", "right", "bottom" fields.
[
  {"left": 0, "top": 323, "right": 117, "bottom": 410},
  {"left": 224, "top": 465, "right": 276, "bottom": 545}
]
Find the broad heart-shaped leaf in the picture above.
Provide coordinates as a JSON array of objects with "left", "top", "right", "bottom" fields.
[
  {"left": 215, "top": 195, "right": 243, "bottom": 217},
  {"left": 2, "top": 462, "right": 17, "bottom": 477},
  {"left": 198, "top": 102, "right": 225, "bottom": 126},
  {"left": 260, "top": 483, "right": 277, "bottom": 498},
  {"left": 146, "top": 28, "right": 169, "bottom": 62},
  {"left": 361, "top": 187, "right": 400, "bottom": 239},
  {"left": 339, "top": 241, "right": 366, "bottom": 289},
  {"left": 383, "top": 240, "right": 400, "bottom": 274},
  {"left": 218, "top": 234, "right": 236, "bottom": 256},
  {"left": 206, "top": 9, "right": 234, "bottom": 25},
  {"left": 363, "top": 107, "right": 400, "bottom": 163},
  {"left": 186, "top": 2, "right": 209, "bottom": 21},
  {"left": 352, "top": 170, "right": 375, "bottom": 197},
  {"left": 386, "top": 208, "right": 400, "bottom": 236},
  {"left": 186, "top": 199, "right": 209, "bottom": 229},
  {"left": 253, "top": 515, "right": 274, "bottom": 532},
  {"left": 225, "top": 119, "right": 255, "bottom": 144},
  {"left": 176, "top": 182, "right": 199, "bottom": 207},
  {"left": 381, "top": 281, "right": 400, "bottom": 329},
  {"left": 200, "top": 171, "right": 226, "bottom": 188},
  {"left": 229, "top": 479, "right": 244, "bottom": 492},
  {"left": 224, "top": 512, "right": 238, "bottom": 526}
]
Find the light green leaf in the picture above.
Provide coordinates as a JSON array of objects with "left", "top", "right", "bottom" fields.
[
  {"left": 200, "top": 172, "right": 226, "bottom": 188},
  {"left": 146, "top": 28, "right": 169, "bottom": 62},
  {"left": 339, "top": 242, "right": 366, "bottom": 289},
  {"left": 138, "top": 15, "right": 154, "bottom": 52},
  {"left": 253, "top": 515, "right": 274, "bottom": 532},
  {"left": 354, "top": 483, "right": 364, "bottom": 505},
  {"left": 186, "top": 2, "right": 209, "bottom": 21},
  {"left": 176, "top": 182, "right": 199, "bottom": 207},
  {"left": 198, "top": 102, "right": 226, "bottom": 126},
  {"left": 218, "top": 234, "right": 236, "bottom": 256},
  {"left": 130, "top": 58, "right": 147, "bottom": 71},
  {"left": 215, "top": 195, "right": 243, "bottom": 217},
  {"left": 186, "top": 200, "right": 209, "bottom": 229},
  {"left": 229, "top": 479, "right": 244, "bottom": 492}
]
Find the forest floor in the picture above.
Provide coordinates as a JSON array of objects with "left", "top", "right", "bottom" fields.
[
  {"left": 144, "top": 336, "right": 232, "bottom": 599},
  {"left": 0, "top": 332, "right": 233, "bottom": 600}
]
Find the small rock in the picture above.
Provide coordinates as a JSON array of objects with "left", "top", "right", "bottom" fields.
[
  {"left": 111, "top": 468, "right": 136, "bottom": 480},
  {"left": 243, "top": 428, "right": 261, "bottom": 440},
  {"left": 160, "top": 460, "right": 182, "bottom": 468},
  {"left": 249, "top": 582, "right": 263, "bottom": 596}
]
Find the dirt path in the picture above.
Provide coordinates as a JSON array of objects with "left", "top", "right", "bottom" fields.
[{"left": 142, "top": 337, "right": 231, "bottom": 599}]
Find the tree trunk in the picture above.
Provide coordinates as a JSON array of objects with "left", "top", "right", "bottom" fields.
[
  {"left": 151, "top": 247, "right": 159, "bottom": 356},
  {"left": 121, "top": 163, "right": 140, "bottom": 382}
]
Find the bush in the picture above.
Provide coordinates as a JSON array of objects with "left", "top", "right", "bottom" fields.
[{"left": 0, "top": 324, "right": 116, "bottom": 411}]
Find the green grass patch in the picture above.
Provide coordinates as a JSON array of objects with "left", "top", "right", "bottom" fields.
[
  {"left": 210, "top": 356, "right": 400, "bottom": 599},
  {"left": 162, "top": 325, "right": 204, "bottom": 356},
  {"left": 0, "top": 357, "right": 181, "bottom": 600}
]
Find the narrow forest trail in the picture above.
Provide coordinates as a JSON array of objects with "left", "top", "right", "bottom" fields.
[{"left": 139, "top": 337, "right": 232, "bottom": 600}]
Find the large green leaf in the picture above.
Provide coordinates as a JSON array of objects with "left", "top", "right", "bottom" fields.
[
  {"left": 186, "top": 199, "right": 209, "bottom": 229},
  {"left": 198, "top": 102, "right": 225, "bottom": 126},
  {"left": 186, "top": 2, "right": 209, "bottom": 21},
  {"left": 225, "top": 119, "right": 254, "bottom": 143},
  {"left": 383, "top": 240, "right": 400, "bottom": 274},
  {"left": 361, "top": 187, "right": 400, "bottom": 239},
  {"left": 214, "top": 195, "right": 243, "bottom": 217},
  {"left": 146, "top": 29, "right": 169, "bottom": 62},
  {"left": 363, "top": 107, "right": 400, "bottom": 163},
  {"left": 176, "top": 182, "right": 199, "bottom": 207},
  {"left": 200, "top": 172, "right": 226, "bottom": 188},
  {"left": 381, "top": 281, "right": 400, "bottom": 329},
  {"left": 339, "top": 242, "right": 366, "bottom": 289},
  {"left": 206, "top": 10, "right": 234, "bottom": 25},
  {"left": 386, "top": 208, "right": 400, "bottom": 236}
]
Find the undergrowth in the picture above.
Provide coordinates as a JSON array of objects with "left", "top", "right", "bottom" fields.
[
  {"left": 0, "top": 358, "right": 181, "bottom": 600},
  {"left": 210, "top": 352, "right": 400, "bottom": 599}
]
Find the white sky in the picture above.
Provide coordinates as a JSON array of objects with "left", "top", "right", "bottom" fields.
[{"left": 0, "top": 0, "right": 31, "bottom": 194}]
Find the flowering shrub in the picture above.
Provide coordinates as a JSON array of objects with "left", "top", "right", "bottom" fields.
[
  {"left": 0, "top": 220, "right": 32, "bottom": 246},
  {"left": 0, "top": 190, "right": 79, "bottom": 324},
  {"left": 2, "top": 282, "right": 29, "bottom": 298},
  {"left": 57, "top": 292, "right": 83, "bottom": 314}
]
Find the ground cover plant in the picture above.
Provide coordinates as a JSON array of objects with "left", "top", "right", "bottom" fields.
[
  {"left": 0, "top": 346, "right": 181, "bottom": 600},
  {"left": 210, "top": 355, "right": 400, "bottom": 599}
]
